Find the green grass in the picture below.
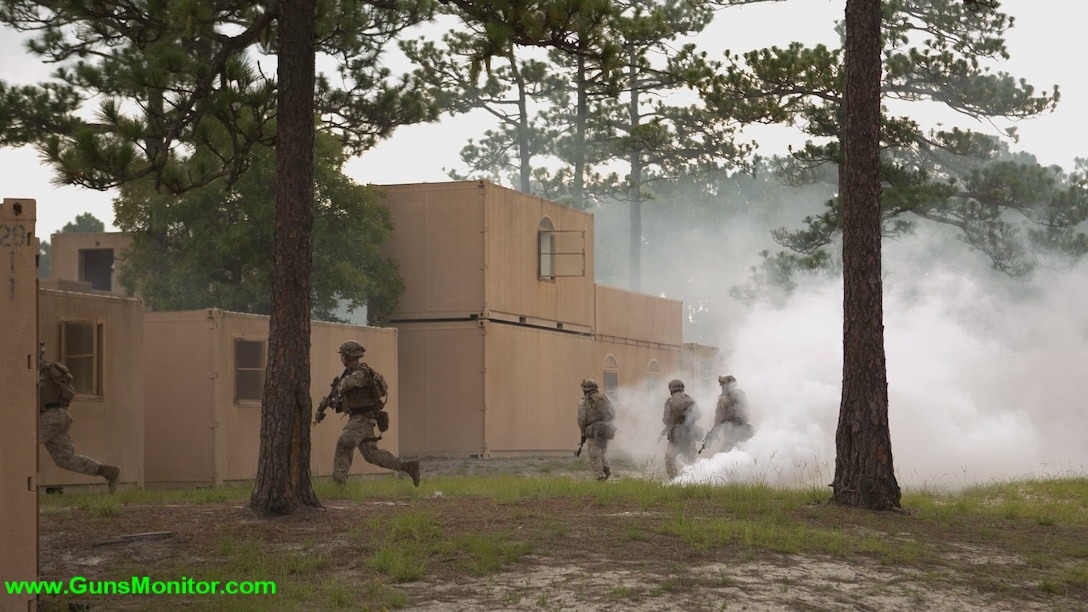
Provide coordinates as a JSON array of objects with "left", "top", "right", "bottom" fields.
[
  {"left": 41, "top": 482, "right": 254, "bottom": 509},
  {"left": 36, "top": 470, "right": 1088, "bottom": 611}
]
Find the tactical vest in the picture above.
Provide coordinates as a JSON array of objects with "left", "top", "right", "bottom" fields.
[{"left": 40, "top": 361, "right": 76, "bottom": 408}]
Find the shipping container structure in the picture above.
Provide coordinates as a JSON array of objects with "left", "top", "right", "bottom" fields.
[
  {"left": 38, "top": 288, "right": 145, "bottom": 490},
  {"left": 143, "top": 309, "right": 400, "bottom": 485},
  {"left": 47, "top": 231, "right": 132, "bottom": 297},
  {"left": 378, "top": 181, "right": 701, "bottom": 457}
]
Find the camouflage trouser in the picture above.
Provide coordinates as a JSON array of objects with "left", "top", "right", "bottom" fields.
[
  {"left": 714, "top": 422, "right": 755, "bottom": 453},
  {"left": 665, "top": 438, "right": 698, "bottom": 479},
  {"left": 587, "top": 437, "right": 610, "bottom": 480},
  {"left": 334, "top": 412, "right": 404, "bottom": 484},
  {"left": 39, "top": 408, "right": 101, "bottom": 476}
]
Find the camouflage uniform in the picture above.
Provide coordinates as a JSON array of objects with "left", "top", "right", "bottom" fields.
[
  {"left": 325, "top": 341, "right": 420, "bottom": 487},
  {"left": 704, "top": 375, "right": 754, "bottom": 453},
  {"left": 662, "top": 379, "right": 701, "bottom": 479},
  {"left": 577, "top": 380, "right": 616, "bottom": 481},
  {"left": 38, "top": 357, "right": 120, "bottom": 492}
]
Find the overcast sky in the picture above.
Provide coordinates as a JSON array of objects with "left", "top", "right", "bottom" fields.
[{"left": 0, "top": 0, "right": 1083, "bottom": 238}]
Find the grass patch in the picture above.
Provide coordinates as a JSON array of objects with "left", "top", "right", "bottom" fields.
[
  {"left": 448, "top": 532, "right": 534, "bottom": 575},
  {"left": 41, "top": 483, "right": 253, "bottom": 509},
  {"left": 365, "top": 511, "right": 441, "bottom": 582},
  {"left": 36, "top": 463, "right": 1088, "bottom": 611}
]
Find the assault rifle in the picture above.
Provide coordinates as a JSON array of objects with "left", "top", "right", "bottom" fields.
[
  {"left": 313, "top": 371, "right": 346, "bottom": 425},
  {"left": 699, "top": 426, "right": 716, "bottom": 454},
  {"left": 574, "top": 433, "right": 587, "bottom": 457}
]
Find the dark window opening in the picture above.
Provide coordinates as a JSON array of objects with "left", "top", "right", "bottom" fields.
[
  {"left": 235, "top": 339, "right": 266, "bottom": 403},
  {"left": 79, "top": 248, "right": 114, "bottom": 291}
]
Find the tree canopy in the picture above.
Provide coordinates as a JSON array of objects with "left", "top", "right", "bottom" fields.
[
  {"left": 60, "top": 212, "right": 106, "bottom": 233},
  {"left": 114, "top": 132, "right": 403, "bottom": 322},
  {"left": 0, "top": 0, "right": 438, "bottom": 192},
  {"left": 699, "top": 0, "right": 1086, "bottom": 291}
]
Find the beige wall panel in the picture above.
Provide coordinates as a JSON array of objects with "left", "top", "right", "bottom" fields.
[
  {"left": 595, "top": 284, "right": 683, "bottom": 346},
  {"left": 147, "top": 310, "right": 399, "bottom": 484},
  {"left": 39, "top": 290, "right": 144, "bottom": 489},
  {"left": 143, "top": 311, "right": 217, "bottom": 484},
  {"left": 213, "top": 311, "right": 268, "bottom": 483},
  {"left": 48, "top": 231, "right": 132, "bottom": 297},
  {"left": 680, "top": 343, "right": 723, "bottom": 384},
  {"left": 483, "top": 324, "right": 594, "bottom": 455},
  {"left": 482, "top": 185, "right": 596, "bottom": 328},
  {"left": 308, "top": 320, "right": 399, "bottom": 478},
  {"left": 379, "top": 183, "right": 486, "bottom": 318},
  {"left": 0, "top": 198, "right": 38, "bottom": 609},
  {"left": 395, "top": 322, "right": 485, "bottom": 456},
  {"left": 594, "top": 339, "right": 681, "bottom": 419}
]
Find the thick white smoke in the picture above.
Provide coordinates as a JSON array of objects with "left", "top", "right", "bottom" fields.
[{"left": 609, "top": 221, "right": 1088, "bottom": 492}]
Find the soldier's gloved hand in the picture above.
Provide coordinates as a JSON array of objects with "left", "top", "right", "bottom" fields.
[{"left": 315, "top": 410, "right": 326, "bottom": 424}]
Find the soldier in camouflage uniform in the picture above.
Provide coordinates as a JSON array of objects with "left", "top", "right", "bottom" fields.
[
  {"left": 661, "top": 379, "right": 702, "bottom": 479},
  {"left": 577, "top": 379, "right": 616, "bottom": 481},
  {"left": 316, "top": 340, "right": 420, "bottom": 487},
  {"left": 702, "top": 375, "right": 754, "bottom": 454},
  {"left": 38, "top": 344, "right": 120, "bottom": 493}
]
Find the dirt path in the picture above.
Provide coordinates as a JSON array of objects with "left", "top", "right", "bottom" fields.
[{"left": 35, "top": 456, "right": 1086, "bottom": 611}]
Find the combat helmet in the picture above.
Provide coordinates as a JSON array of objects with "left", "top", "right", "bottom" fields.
[
  {"left": 718, "top": 375, "right": 737, "bottom": 385},
  {"left": 668, "top": 379, "right": 685, "bottom": 392},
  {"left": 338, "top": 340, "right": 366, "bottom": 358},
  {"left": 581, "top": 379, "right": 599, "bottom": 391}
]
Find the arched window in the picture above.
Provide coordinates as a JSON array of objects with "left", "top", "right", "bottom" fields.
[
  {"left": 603, "top": 355, "right": 619, "bottom": 402},
  {"left": 538, "top": 217, "right": 586, "bottom": 279},
  {"left": 646, "top": 360, "right": 661, "bottom": 396},
  {"left": 538, "top": 217, "right": 555, "bottom": 279}
]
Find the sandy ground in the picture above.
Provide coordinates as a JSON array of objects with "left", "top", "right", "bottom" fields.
[{"left": 35, "top": 456, "right": 1087, "bottom": 611}]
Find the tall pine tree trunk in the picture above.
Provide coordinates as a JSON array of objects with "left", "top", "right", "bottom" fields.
[
  {"left": 572, "top": 54, "right": 587, "bottom": 206},
  {"left": 508, "top": 52, "right": 532, "bottom": 194},
  {"left": 627, "top": 46, "right": 642, "bottom": 292},
  {"left": 830, "top": 0, "right": 901, "bottom": 510},
  {"left": 249, "top": 0, "right": 320, "bottom": 516}
]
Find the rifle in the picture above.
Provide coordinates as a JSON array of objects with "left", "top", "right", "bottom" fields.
[
  {"left": 698, "top": 426, "right": 717, "bottom": 454},
  {"left": 574, "top": 433, "right": 587, "bottom": 457},
  {"left": 657, "top": 425, "right": 671, "bottom": 443},
  {"left": 313, "top": 371, "right": 346, "bottom": 425}
]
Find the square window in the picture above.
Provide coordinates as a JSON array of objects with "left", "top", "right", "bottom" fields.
[
  {"left": 78, "top": 248, "right": 114, "bottom": 291},
  {"left": 61, "top": 321, "right": 102, "bottom": 396},
  {"left": 234, "top": 339, "right": 266, "bottom": 403}
]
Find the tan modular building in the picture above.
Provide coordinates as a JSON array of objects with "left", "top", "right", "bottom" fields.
[
  {"left": 681, "top": 342, "right": 723, "bottom": 383},
  {"left": 1, "top": 198, "right": 39, "bottom": 611},
  {"left": 379, "top": 181, "right": 701, "bottom": 457},
  {"left": 143, "top": 309, "right": 400, "bottom": 485},
  {"left": 37, "top": 181, "right": 718, "bottom": 469},
  {"left": 38, "top": 288, "right": 145, "bottom": 490},
  {"left": 47, "top": 231, "right": 132, "bottom": 297}
]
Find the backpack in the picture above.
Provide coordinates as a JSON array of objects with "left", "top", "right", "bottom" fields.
[
  {"left": 367, "top": 367, "right": 389, "bottom": 406},
  {"left": 43, "top": 361, "right": 76, "bottom": 406},
  {"left": 587, "top": 392, "right": 616, "bottom": 440}
]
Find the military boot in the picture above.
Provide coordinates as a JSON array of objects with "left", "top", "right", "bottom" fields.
[
  {"left": 99, "top": 465, "right": 120, "bottom": 494},
  {"left": 403, "top": 460, "right": 421, "bottom": 487}
]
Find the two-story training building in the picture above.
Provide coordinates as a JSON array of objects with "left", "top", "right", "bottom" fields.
[{"left": 378, "top": 181, "right": 719, "bottom": 457}]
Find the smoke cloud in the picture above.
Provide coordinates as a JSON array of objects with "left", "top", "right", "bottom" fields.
[{"left": 601, "top": 200, "right": 1088, "bottom": 492}]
